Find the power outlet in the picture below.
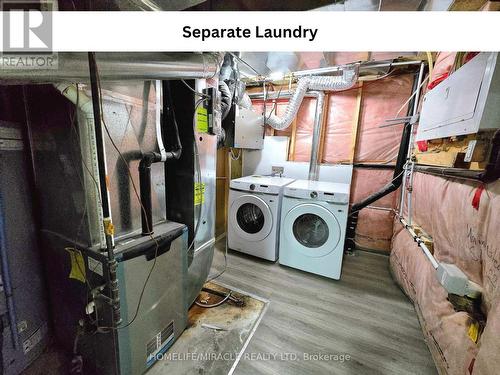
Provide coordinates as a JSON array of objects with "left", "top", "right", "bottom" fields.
[{"left": 271, "top": 166, "right": 284, "bottom": 176}]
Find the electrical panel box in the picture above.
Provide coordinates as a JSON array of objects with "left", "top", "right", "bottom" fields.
[
  {"left": 234, "top": 106, "right": 265, "bottom": 149},
  {"left": 416, "top": 52, "right": 500, "bottom": 141}
]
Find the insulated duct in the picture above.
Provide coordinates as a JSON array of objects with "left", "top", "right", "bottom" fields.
[
  {"left": 0, "top": 52, "right": 221, "bottom": 84},
  {"left": 265, "top": 65, "right": 359, "bottom": 130},
  {"left": 219, "top": 81, "right": 232, "bottom": 120}
]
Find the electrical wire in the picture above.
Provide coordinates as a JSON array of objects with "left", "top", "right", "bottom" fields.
[
  {"left": 194, "top": 289, "right": 232, "bottom": 308},
  {"left": 395, "top": 74, "right": 429, "bottom": 118},
  {"left": 229, "top": 148, "right": 241, "bottom": 160},
  {"left": 89, "top": 57, "right": 162, "bottom": 332},
  {"left": 228, "top": 52, "right": 263, "bottom": 77},
  {"left": 359, "top": 64, "right": 394, "bottom": 81},
  {"left": 85, "top": 58, "right": 218, "bottom": 330},
  {"left": 181, "top": 79, "right": 209, "bottom": 98},
  {"left": 265, "top": 83, "right": 283, "bottom": 123},
  {"left": 205, "top": 236, "right": 228, "bottom": 283}
]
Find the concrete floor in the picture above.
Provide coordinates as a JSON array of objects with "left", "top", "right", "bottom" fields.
[{"left": 210, "top": 241, "right": 437, "bottom": 375}]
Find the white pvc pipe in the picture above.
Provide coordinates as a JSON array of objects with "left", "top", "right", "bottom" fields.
[
  {"left": 155, "top": 80, "right": 167, "bottom": 161},
  {"left": 400, "top": 217, "right": 439, "bottom": 269}
]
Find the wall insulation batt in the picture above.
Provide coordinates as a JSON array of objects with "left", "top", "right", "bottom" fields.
[{"left": 390, "top": 172, "right": 500, "bottom": 375}]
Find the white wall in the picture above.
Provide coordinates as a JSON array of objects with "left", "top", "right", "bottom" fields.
[{"left": 242, "top": 136, "right": 353, "bottom": 184}]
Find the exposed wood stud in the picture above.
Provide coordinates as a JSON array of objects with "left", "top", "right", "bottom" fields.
[
  {"left": 349, "top": 81, "right": 364, "bottom": 163},
  {"left": 288, "top": 118, "right": 298, "bottom": 161}
]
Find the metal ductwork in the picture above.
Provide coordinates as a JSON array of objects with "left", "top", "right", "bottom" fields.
[
  {"left": 308, "top": 91, "right": 325, "bottom": 180},
  {"left": 0, "top": 52, "right": 221, "bottom": 84},
  {"left": 265, "top": 65, "right": 359, "bottom": 130}
]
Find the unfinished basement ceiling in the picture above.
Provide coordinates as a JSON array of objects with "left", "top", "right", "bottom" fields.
[{"left": 237, "top": 52, "right": 419, "bottom": 78}]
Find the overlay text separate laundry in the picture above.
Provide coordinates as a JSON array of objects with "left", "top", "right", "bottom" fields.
[{"left": 182, "top": 26, "right": 319, "bottom": 42}]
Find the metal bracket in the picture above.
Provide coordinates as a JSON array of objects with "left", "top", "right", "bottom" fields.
[{"left": 379, "top": 113, "right": 420, "bottom": 128}]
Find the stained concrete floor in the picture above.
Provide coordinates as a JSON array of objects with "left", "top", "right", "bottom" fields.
[{"left": 210, "top": 241, "right": 437, "bottom": 375}]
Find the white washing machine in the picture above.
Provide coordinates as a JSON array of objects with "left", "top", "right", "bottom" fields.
[
  {"left": 279, "top": 179, "right": 350, "bottom": 279},
  {"left": 228, "top": 175, "right": 295, "bottom": 261}
]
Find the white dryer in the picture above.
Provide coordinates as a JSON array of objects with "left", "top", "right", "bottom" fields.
[
  {"left": 279, "top": 180, "right": 350, "bottom": 279},
  {"left": 228, "top": 175, "right": 295, "bottom": 261}
]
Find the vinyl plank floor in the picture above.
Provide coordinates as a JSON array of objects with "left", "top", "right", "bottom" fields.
[{"left": 210, "top": 241, "right": 436, "bottom": 375}]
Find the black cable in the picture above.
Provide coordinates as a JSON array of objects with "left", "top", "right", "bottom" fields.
[
  {"left": 87, "top": 55, "right": 162, "bottom": 332},
  {"left": 265, "top": 83, "right": 283, "bottom": 123}
]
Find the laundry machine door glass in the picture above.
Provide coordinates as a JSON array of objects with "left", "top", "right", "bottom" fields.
[
  {"left": 237, "top": 203, "right": 265, "bottom": 234},
  {"left": 230, "top": 194, "right": 273, "bottom": 241},
  {"left": 283, "top": 203, "right": 341, "bottom": 258},
  {"left": 293, "top": 214, "right": 329, "bottom": 248}
]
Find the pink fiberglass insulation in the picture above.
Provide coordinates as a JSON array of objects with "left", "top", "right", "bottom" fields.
[
  {"left": 355, "top": 74, "right": 413, "bottom": 163},
  {"left": 356, "top": 209, "right": 395, "bottom": 252},
  {"left": 429, "top": 52, "right": 457, "bottom": 88},
  {"left": 257, "top": 73, "right": 414, "bottom": 164},
  {"left": 321, "top": 89, "right": 358, "bottom": 163},
  {"left": 390, "top": 172, "right": 500, "bottom": 374},
  {"left": 291, "top": 97, "right": 317, "bottom": 161},
  {"left": 351, "top": 168, "right": 399, "bottom": 252},
  {"left": 351, "top": 168, "right": 398, "bottom": 208}
]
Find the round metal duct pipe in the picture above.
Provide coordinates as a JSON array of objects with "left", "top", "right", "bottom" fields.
[
  {"left": 0, "top": 52, "right": 221, "bottom": 84},
  {"left": 308, "top": 91, "right": 325, "bottom": 181}
]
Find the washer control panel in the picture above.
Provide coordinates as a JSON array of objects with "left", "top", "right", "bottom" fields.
[{"left": 285, "top": 188, "right": 349, "bottom": 204}]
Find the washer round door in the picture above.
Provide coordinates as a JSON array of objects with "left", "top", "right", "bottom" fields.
[
  {"left": 230, "top": 194, "right": 273, "bottom": 241},
  {"left": 283, "top": 203, "right": 341, "bottom": 258}
]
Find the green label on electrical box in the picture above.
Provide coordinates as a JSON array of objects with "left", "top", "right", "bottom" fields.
[
  {"left": 194, "top": 182, "right": 205, "bottom": 205},
  {"left": 196, "top": 107, "right": 208, "bottom": 133}
]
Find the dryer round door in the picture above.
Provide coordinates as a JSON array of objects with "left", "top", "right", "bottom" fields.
[
  {"left": 230, "top": 194, "right": 273, "bottom": 241},
  {"left": 283, "top": 203, "right": 341, "bottom": 258}
]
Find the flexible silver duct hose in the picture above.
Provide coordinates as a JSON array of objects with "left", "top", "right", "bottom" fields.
[
  {"left": 238, "top": 92, "right": 253, "bottom": 109},
  {"left": 265, "top": 65, "right": 359, "bottom": 130},
  {"left": 219, "top": 81, "right": 232, "bottom": 120}
]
